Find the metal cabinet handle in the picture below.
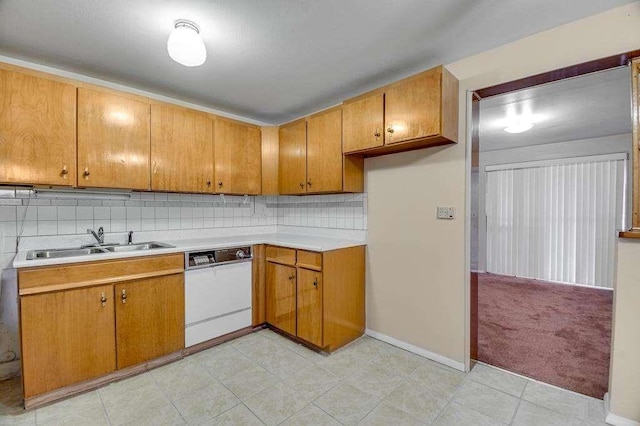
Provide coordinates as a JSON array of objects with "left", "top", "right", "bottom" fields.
[
  {"left": 386, "top": 127, "right": 394, "bottom": 134},
  {"left": 218, "top": 181, "right": 223, "bottom": 188},
  {"left": 374, "top": 129, "right": 381, "bottom": 138},
  {"left": 61, "top": 165, "right": 69, "bottom": 176},
  {"left": 121, "top": 288, "right": 127, "bottom": 304},
  {"left": 100, "top": 292, "right": 107, "bottom": 307},
  {"left": 207, "top": 180, "right": 211, "bottom": 187},
  {"left": 288, "top": 274, "right": 295, "bottom": 281},
  {"left": 299, "top": 182, "right": 304, "bottom": 189},
  {"left": 307, "top": 180, "right": 312, "bottom": 187},
  {"left": 83, "top": 167, "right": 90, "bottom": 176},
  {"left": 313, "top": 278, "right": 318, "bottom": 289}
]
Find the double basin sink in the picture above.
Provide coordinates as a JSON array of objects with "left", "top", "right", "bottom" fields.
[{"left": 26, "top": 242, "right": 175, "bottom": 260}]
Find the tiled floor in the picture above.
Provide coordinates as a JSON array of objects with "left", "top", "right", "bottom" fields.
[{"left": 0, "top": 329, "right": 609, "bottom": 425}]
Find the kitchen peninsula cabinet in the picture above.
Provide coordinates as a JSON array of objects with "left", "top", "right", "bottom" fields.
[
  {"left": 264, "top": 245, "right": 365, "bottom": 351},
  {"left": 18, "top": 253, "right": 185, "bottom": 408},
  {"left": 0, "top": 68, "right": 76, "bottom": 186},
  {"left": 343, "top": 65, "right": 458, "bottom": 156},
  {"left": 77, "top": 87, "right": 151, "bottom": 190},
  {"left": 151, "top": 103, "right": 214, "bottom": 193},
  {"left": 214, "top": 117, "right": 262, "bottom": 195}
]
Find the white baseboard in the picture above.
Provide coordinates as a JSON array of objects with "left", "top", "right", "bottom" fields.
[
  {"left": 604, "top": 392, "right": 640, "bottom": 426},
  {"left": 365, "top": 329, "right": 466, "bottom": 372}
]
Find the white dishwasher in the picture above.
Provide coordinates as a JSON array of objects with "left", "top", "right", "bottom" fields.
[{"left": 184, "top": 246, "right": 252, "bottom": 347}]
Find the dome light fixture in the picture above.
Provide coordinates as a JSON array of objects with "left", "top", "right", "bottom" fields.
[{"left": 167, "top": 20, "right": 207, "bottom": 67}]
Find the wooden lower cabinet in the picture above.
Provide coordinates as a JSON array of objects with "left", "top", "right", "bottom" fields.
[
  {"left": 296, "top": 268, "right": 322, "bottom": 347},
  {"left": 264, "top": 245, "right": 365, "bottom": 351},
  {"left": 115, "top": 274, "right": 185, "bottom": 369},
  {"left": 20, "top": 284, "right": 116, "bottom": 398},
  {"left": 265, "top": 262, "right": 297, "bottom": 335},
  {"left": 18, "top": 254, "right": 185, "bottom": 404}
]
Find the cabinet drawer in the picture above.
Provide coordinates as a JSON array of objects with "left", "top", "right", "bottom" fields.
[
  {"left": 18, "top": 253, "right": 184, "bottom": 295},
  {"left": 265, "top": 246, "right": 296, "bottom": 266},
  {"left": 297, "top": 250, "right": 322, "bottom": 271}
]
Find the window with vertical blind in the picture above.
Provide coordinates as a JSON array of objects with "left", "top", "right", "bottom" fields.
[{"left": 485, "top": 153, "right": 626, "bottom": 288}]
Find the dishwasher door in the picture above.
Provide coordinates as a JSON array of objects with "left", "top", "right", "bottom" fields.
[{"left": 185, "top": 261, "right": 252, "bottom": 347}]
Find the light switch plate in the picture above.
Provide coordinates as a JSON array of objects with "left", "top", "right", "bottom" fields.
[{"left": 437, "top": 206, "right": 455, "bottom": 219}]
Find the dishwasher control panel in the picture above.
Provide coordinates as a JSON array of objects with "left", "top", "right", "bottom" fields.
[{"left": 185, "top": 246, "right": 252, "bottom": 269}]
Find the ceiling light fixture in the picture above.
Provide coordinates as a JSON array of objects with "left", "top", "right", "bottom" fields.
[
  {"left": 167, "top": 20, "right": 206, "bottom": 67},
  {"left": 504, "top": 118, "right": 534, "bottom": 134}
]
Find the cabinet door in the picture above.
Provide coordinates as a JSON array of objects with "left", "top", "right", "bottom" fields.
[
  {"left": 342, "top": 93, "right": 384, "bottom": 153},
  {"left": 78, "top": 88, "right": 150, "bottom": 190},
  {"left": 279, "top": 119, "right": 307, "bottom": 194},
  {"left": 20, "top": 285, "right": 115, "bottom": 398},
  {"left": 307, "top": 109, "right": 343, "bottom": 193},
  {"left": 0, "top": 69, "right": 76, "bottom": 186},
  {"left": 151, "top": 104, "right": 214, "bottom": 193},
  {"left": 115, "top": 274, "right": 185, "bottom": 369},
  {"left": 296, "top": 268, "right": 322, "bottom": 347},
  {"left": 214, "top": 118, "right": 262, "bottom": 195},
  {"left": 266, "top": 262, "right": 297, "bottom": 335},
  {"left": 384, "top": 69, "right": 441, "bottom": 144}
]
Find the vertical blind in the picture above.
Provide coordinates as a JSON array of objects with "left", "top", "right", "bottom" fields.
[{"left": 485, "top": 154, "right": 626, "bottom": 288}]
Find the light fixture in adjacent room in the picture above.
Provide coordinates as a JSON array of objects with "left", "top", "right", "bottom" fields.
[
  {"left": 167, "top": 20, "right": 206, "bottom": 67},
  {"left": 504, "top": 118, "right": 534, "bottom": 133}
]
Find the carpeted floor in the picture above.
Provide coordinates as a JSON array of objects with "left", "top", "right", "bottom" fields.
[{"left": 476, "top": 272, "right": 613, "bottom": 398}]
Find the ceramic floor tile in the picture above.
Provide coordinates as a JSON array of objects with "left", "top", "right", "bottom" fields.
[
  {"left": 173, "top": 382, "right": 240, "bottom": 425},
  {"left": 244, "top": 382, "right": 309, "bottom": 426},
  {"left": 280, "top": 404, "right": 341, "bottom": 426},
  {"left": 584, "top": 398, "right": 607, "bottom": 425},
  {"left": 314, "top": 383, "right": 379, "bottom": 425},
  {"left": 468, "top": 363, "right": 528, "bottom": 397},
  {"left": 220, "top": 364, "right": 281, "bottom": 401},
  {"left": 190, "top": 346, "right": 255, "bottom": 381},
  {"left": 407, "top": 361, "right": 466, "bottom": 399},
  {"left": 513, "top": 400, "right": 582, "bottom": 426},
  {"left": 0, "top": 411, "right": 35, "bottom": 426},
  {"left": 237, "top": 339, "right": 313, "bottom": 379},
  {"left": 382, "top": 381, "right": 448, "bottom": 424},
  {"left": 228, "top": 332, "right": 271, "bottom": 352},
  {"left": 99, "top": 373, "right": 173, "bottom": 426},
  {"left": 151, "top": 358, "right": 216, "bottom": 401},
  {"left": 357, "top": 402, "right": 426, "bottom": 426},
  {"left": 315, "top": 347, "right": 371, "bottom": 379},
  {"left": 283, "top": 364, "right": 341, "bottom": 401},
  {"left": 35, "top": 391, "right": 108, "bottom": 426},
  {"left": 521, "top": 381, "right": 588, "bottom": 420},
  {"left": 119, "top": 403, "right": 186, "bottom": 426},
  {"left": 432, "top": 402, "right": 506, "bottom": 426},
  {"left": 205, "top": 404, "right": 263, "bottom": 426},
  {"left": 345, "top": 363, "right": 405, "bottom": 399},
  {"left": 0, "top": 377, "right": 25, "bottom": 416},
  {"left": 453, "top": 379, "right": 519, "bottom": 424}
]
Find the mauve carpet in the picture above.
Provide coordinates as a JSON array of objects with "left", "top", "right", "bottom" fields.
[{"left": 477, "top": 273, "right": 613, "bottom": 398}]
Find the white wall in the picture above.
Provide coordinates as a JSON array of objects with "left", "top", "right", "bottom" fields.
[{"left": 477, "top": 133, "right": 632, "bottom": 271}]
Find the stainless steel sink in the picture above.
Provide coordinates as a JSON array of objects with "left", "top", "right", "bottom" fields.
[
  {"left": 103, "top": 242, "right": 174, "bottom": 252},
  {"left": 26, "top": 241, "right": 175, "bottom": 260},
  {"left": 26, "top": 247, "right": 109, "bottom": 260}
]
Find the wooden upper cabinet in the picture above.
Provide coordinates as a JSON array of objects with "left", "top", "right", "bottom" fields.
[
  {"left": 20, "top": 284, "right": 116, "bottom": 398},
  {"left": 150, "top": 103, "right": 214, "bottom": 193},
  {"left": 279, "top": 119, "right": 307, "bottom": 195},
  {"left": 385, "top": 69, "right": 441, "bottom": 144},
  {"left": 343, "top": 93, "right": 384, "bottom": 153},
  {"left": 214, "top": 118, "right": 262, "bottom": 195},
  {"left": 115, "top": 273, "right": 184, "bottom": 369},
  {"left": 0, "top": 69, "right": 76, "bottom": 186},
  {"left": 342, "top": 65, "right": 458, "bottom": 156},
  {"left": 307, "top": 108, "right": 343, "bottom": 193},
  {"left": 77, "top": 88, "right": 150, "bottom": 190}
]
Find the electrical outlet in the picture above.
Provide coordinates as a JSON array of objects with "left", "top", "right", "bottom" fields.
[{"left": 437, "top": 206, "right": 455, "bottom": 219}]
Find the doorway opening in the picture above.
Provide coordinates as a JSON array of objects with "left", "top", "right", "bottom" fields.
[{"left": 469, "top": 64, "right": 632, "bottom": 399}]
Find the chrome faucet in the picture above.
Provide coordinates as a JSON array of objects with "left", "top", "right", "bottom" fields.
[{"left": 87, "top": 227, "right": 104, "bottom": 244}]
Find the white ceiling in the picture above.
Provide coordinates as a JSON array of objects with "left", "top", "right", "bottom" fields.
[
  {"left": 0, "top": 1, "right": 635, "bottom": 124},
  {"left": 479, "top": 66, "right": 632, "bottom": 151}
]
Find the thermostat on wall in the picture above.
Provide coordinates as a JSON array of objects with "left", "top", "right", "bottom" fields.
[{"left": 437, "top": 206, "right": 455, "bottom": 219}]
